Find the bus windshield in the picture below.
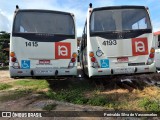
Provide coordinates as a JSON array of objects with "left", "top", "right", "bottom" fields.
[
  {"left": 90, "top": 8, "right": 151, "bottom": 33},
  {"left": 13, "top": 11, "right": 75, "bottom": 35}
]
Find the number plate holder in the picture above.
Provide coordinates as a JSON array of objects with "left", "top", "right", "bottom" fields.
[{"left": 114, "top": 68, "right": 134, "bottom": 74}]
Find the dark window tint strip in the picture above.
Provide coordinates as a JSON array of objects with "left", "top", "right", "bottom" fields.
[{"left": 12, "top": 33, "right": 75, "bottom": 42}]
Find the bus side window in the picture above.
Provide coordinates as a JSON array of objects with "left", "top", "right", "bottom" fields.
[
  {"left": 84, "top": 24, "right": 87, "bottom": 47},
  {"left": 158, "top": 35, "right": 160, "bottom": 48},
  {"left": 81, "top": 35, "right": 84, "bottom": 50},
  {"left": 81, "top": 28, "right": 85, "bottom": 50},
  {"left": 81, "top": 23, "right": 87, "bottom": 50}
]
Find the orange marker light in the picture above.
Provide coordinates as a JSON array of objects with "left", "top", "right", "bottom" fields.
[
  {"left": 150, "top": 48, "right": 155, "bottom": 53},
  {"left": 72, "top": 53, "right": 77, "bottom": 58},
  {"left": 10, "top": 52, "right": 15, "bottom": 57},
  {"left": 89, "top": 52, "right": 94, "bottom": 57}
]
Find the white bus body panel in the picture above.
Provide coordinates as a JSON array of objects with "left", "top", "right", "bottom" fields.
[
  {"left": 10, "top": 37, "right": 77, "bottom": 77},
  {"left": 155, "top": 49, "right": 160, "bottom": 69},
  {"left": 9, "top": 10, "right": 77, "bottom": 78},
  {"left": 87, "top": 33, "right": 156, "bottom": 77},
  {"left": 154, "top": 34, "right": 160, "bottom": 69}
]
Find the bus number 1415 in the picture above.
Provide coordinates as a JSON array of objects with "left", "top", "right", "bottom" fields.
[
  {"left": 102, "top": 40, "right": 117, "bottom": 46},
  {"left": 25, "top": 42, "right": 38, "bottom": 47}
]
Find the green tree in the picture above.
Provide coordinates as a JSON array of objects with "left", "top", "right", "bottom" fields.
[
  {"left": 0, "top": 31, "right": 9, "bottom": 66},
  {"left": 0, "top": 31, "right": 10, "bottom": 40},
  {"left": 0, "top": 44, "right": 7, "bottom": 66}
]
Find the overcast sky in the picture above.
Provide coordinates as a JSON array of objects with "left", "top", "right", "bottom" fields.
[{"left": 0, "top": 0, "right": 160, "bottom": 36}]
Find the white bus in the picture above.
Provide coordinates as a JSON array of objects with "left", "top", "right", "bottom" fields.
[
  {"left": 80, "top": 4, "right": 156, "bottom": 78},
  {"left": 154, "top": 31, "right": 160, "bottom": 69},
  {"left": 9, "top": 6, "right": 77, "bottom": 78}
]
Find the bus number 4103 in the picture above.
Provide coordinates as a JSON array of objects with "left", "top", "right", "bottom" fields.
[{"left": 25, "top": 42, "right": 38, "bottom": 47}]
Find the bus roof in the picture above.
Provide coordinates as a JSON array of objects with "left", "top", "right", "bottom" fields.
[
  {"left": 15, "top": 9, "right": 73, "bottom": 16},
  {"left": 154, "top": 31, "right": 160, "bottom": 35},
  {"left": 92, "top": 5, "right": 147, "bottom": 11}
]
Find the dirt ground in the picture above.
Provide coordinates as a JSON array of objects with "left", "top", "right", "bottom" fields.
[{"left": 0, "top": 70, "right": 159, "bottom": 120}]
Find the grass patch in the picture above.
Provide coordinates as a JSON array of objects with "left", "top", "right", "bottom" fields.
[
  {"left": 0, "top": 83, "right": 12, "bottom": 90},
  {"left": 0, "top": 89, "right": 33, "bottom": 102},
  {"left": 0, "top": 66, "right": 9, "bottom": 70},
  {"left": 87, "top": 95, "right": 106, "bottom": 106},
  {"left": 14, "top": 80, "right": 49, "bottom": 91},
  {"left": 43, "top": 80, "right": 93, "bottom": 105},
  {"left": 45, "top": 89, "right": 89, "bottom": 104},
  {"left": 42, "top": 103, "right": 57, "bottom": 111},
  {"left": 139, "top": 98, "right": 160, "bottom": 111},
  {"left": 42, "top": 81, "right": 131, "bottom": 109},
  {"left": 44, "top": 90, "right": 129, "bottom": 110}
]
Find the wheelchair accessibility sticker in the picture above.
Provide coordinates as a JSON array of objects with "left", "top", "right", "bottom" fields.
[
  {"left": 21, "top": 60, "right": 30, "bottom": 69},
  {"left": 96, "top": 47, "right": 104, "bottom": 57},
  {"left": 100, "top": 59, "right": 109, "bottom": 68}
]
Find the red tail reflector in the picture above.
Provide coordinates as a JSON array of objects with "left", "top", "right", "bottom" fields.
[
  {"left": 91, "top": 57, "right": 96, "bottom": 62},
  {"left": 11, "top": 57, "right": 16, "bottom": 62},
  {"left": 71, "top": 58, "right": 76, "bottom": 62},
  {"left": 149, "top": 53, "right": 154, "bottom": 58}
]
